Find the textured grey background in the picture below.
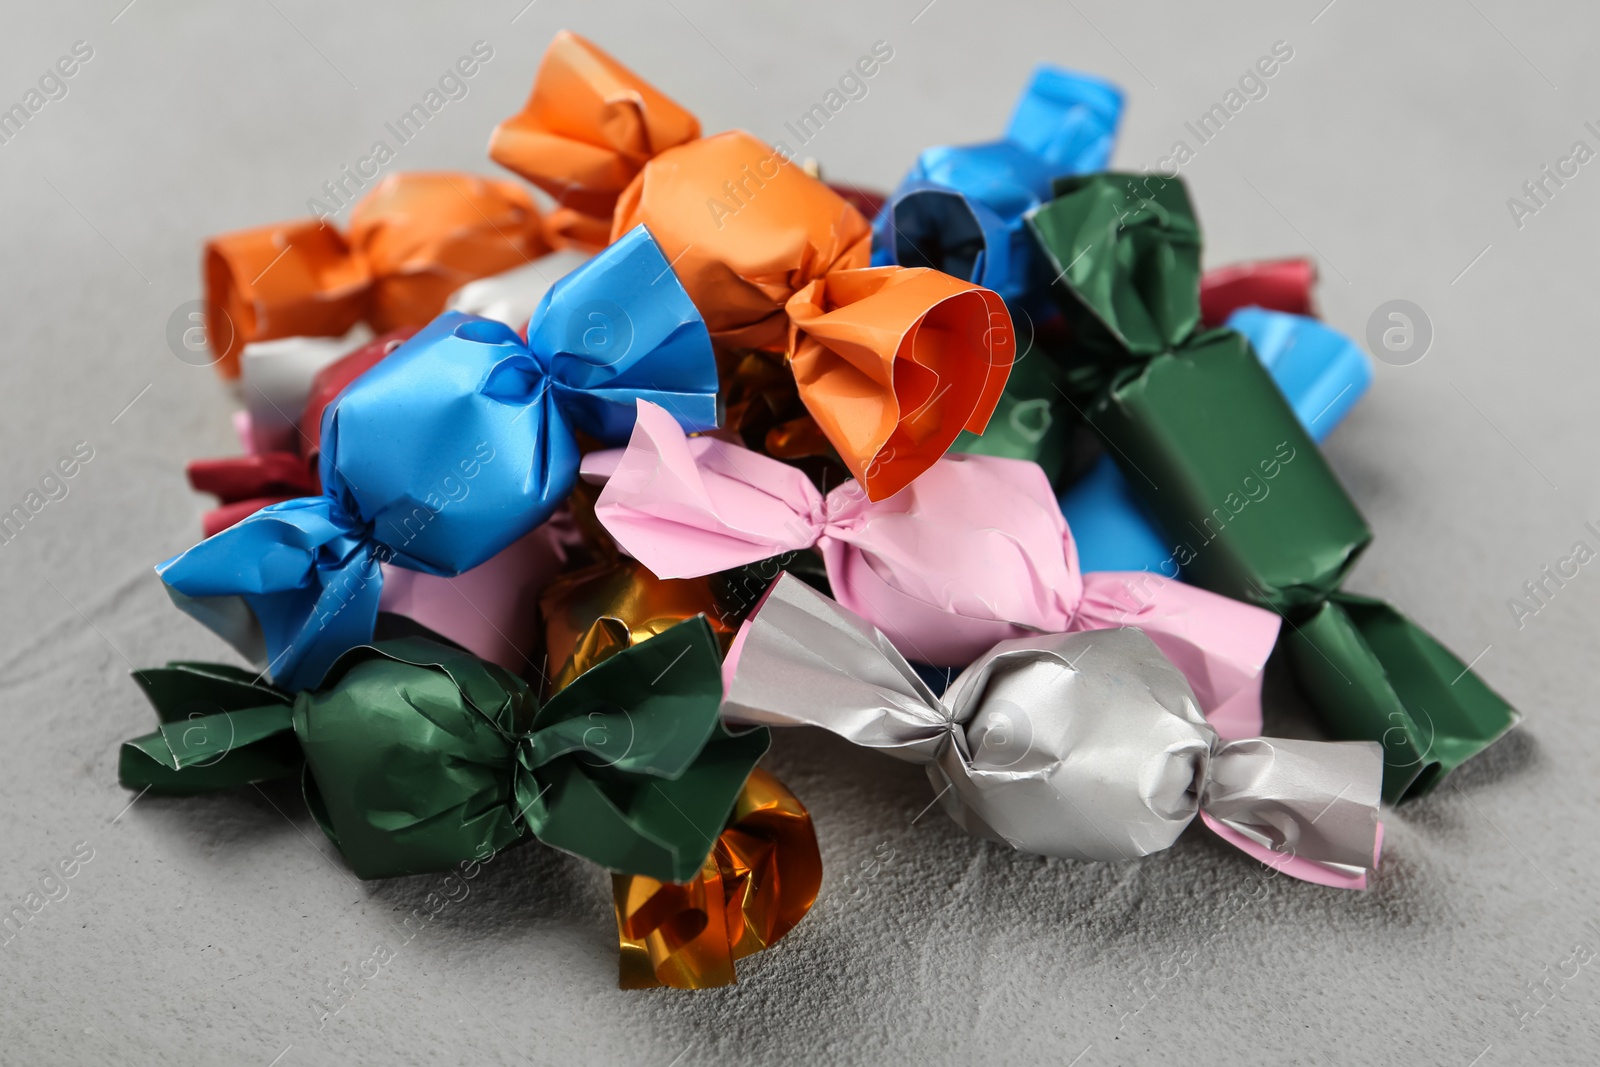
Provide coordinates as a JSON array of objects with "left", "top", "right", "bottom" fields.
[{"left": 0, "top": 1, "right": 1595, "bottom": 1064}]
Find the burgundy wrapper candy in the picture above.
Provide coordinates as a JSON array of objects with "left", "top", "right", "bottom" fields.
[
  {"left": 187, "top": 453, "right": 317, "bottom": 507},
  {"left": 584, "top": 400, "right": 1280, "bottom": 735},
  {"left": 1199, "top": 257, "right": 1317, "bottom": 328}
]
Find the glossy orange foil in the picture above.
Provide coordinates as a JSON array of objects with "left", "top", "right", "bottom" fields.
[
  {"left": 787, "top": 266, "right": 1014, "bottom": 499},
  {"left": 203, "top": 220, "right": 367, "bottom": 377},
  {"left": 489, "top": 30, "right": 699, "bottom": 249},
  {"left": 202, "top": 171, "right": 546, "bottom": 377},
  {"left": 613, "top": 768, "right": 822, "bottom": 990},
  {"left": 347, "top": 172, "right": 548, "bottom": 333}
]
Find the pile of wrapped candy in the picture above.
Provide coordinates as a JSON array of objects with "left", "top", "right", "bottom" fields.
[{"left": 122, "top": 31, "right": 1520, "bottom": 989}]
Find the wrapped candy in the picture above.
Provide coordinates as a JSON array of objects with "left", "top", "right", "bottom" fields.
[
  {"left": 118, "top": 619, "right": 765, "bottom": 883},
  {"left": 533, "top": 568, "right": 819, "bottom": 988},
  {"left": 1029, "top": 174, "right": 1518, "bottom": 800},
  {"left": 584, "top": 399, "right": 1279, "bottom": 737},
  {"left": 492, "top": 33, "right": 1016, "bottom": 501},
  {"left": 871, "top": 64, "right": 1123, "bottom": 307},
  {"left": 614, "top": 768, "right": 820, "bottom": 989},
  {"left": 203, "top": 172, "right": 548, "bottom": 376},
  {"left": 723, "top": 574, "right": 1384, "bottom": 889},
  {"left": 1062, "top": 304, "right": 1373, "bottom": 573},
  {"left": 159, "top": 225, "right": 718, "bottom": 691},
  {"left": 188, "top": 324, "right": 607, "bottom": 678}
]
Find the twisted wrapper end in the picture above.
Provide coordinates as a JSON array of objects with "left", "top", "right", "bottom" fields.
[
  {"left": 1201, "top": 737, "right": 1385, "bottom": 890},
  {"left": 346, "top": 173, "right": 549, "bottom": 332},
  {"left": 488, "top": 30, "right": 700, "bottom": 246},
  {"left": 584, "top": 398, "right": 826, "bottom": 578},
  {"left": 613, "top": 768, "right": 821, "bottom": 989},
  {"left": 204, "top": 220, "right": 368, "bottom": 378},
  {"left": 784, "top": 265, "right": 1014, "bottom": 501},
  {"left": 203, "top": 173, "right": 552, "bottom": 378},
  {"left": 534, "top": 577, "right": 808, "bottom": 990},
  {"left": 516, "top": 616, "right": 768, "bottom": 884}
]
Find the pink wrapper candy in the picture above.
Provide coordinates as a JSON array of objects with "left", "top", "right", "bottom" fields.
[{"left": 584, "top": 400, "right": 1280, "bottom": 736}]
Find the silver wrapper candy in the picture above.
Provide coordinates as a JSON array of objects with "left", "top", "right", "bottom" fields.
[{"left": 722, "top": 574, "right": 1385, "bottom": 889}]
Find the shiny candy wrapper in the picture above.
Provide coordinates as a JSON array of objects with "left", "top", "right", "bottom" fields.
[
  {"left": 723, "top": 575, "right": 1384, "bottom": 889},
  {"left": 532, "top": 579, "right": 818, "bottom": 989},
  {"left": 540, "top": 555, "right": 735, "bottom": 696},
  {"left": 614, "top": 768, "right": 821, "bottom": 989},
  {"left": 1062, "top": 305, "right": 1373, "bottom": 573},
  {"left": 493, "top": 34, "right": 1016, "bottom": 501},
  {"left": 1030, "top": 173, "right": 1518, "bottom": 800},
  {"left": 203, "top": 172, "right": 549, "bottom": 376},
  {"left": 585, "top": 399, "right": 1279, "bottom": 737},
  {"left": 118, "top": 620, "right": 766, "bottom": 883},
  {"left": 872, "top": 65, "right": 1123, "bottom": 307},
  {"left": 160, "top": 225, "right": 718, "bottom": 691}
]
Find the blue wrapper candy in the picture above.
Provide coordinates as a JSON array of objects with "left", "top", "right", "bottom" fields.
[
  {"left": 1063, "top": 310, "right": 1373, "bottom": 575},
  {"left": 158, "top": 225, "right": 719, "bottom": 691},
  {"left": 872, "top": 65, "right": 1123, "bottom": 306}
]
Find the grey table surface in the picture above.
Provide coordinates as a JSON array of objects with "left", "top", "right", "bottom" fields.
[{"left": 1, "top": 1, "right": 1595, "bottom": 1064}]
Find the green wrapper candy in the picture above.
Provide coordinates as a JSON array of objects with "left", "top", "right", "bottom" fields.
[
  {"left": 1027, "top": 173, "right": 1518, "bottom": 801},
  {"left": 118, "top": 619, "right": 767, "bottom": 881}
]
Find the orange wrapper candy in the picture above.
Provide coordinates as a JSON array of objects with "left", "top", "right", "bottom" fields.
[
  {"left": 614, "top": 131, "right": 1013, "bottom": 499},
  {"left": 491, "top": 34, "right": 1014, "bottom": 498},
  {"left": 612, "top": 130, "right": 872, "bottom": 351},
  {"left": 613, "top": 768, "right": 821, "bottom": 990},
  {"left": 346, "top": 173, "right": 548, "bottom": 333},
  {"left": 202, "top": 172, "right": 546, "bottom": 377},
  {"left": 204, "top": 220, "right": 366, "bottom": 378},
  {"left": 489, "top": 30, "right": 699, "bottom": 250},
  {"left": 787, "top": 266, "right": 1014, "bottom": 500}
]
